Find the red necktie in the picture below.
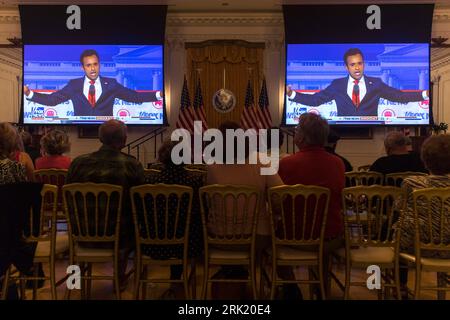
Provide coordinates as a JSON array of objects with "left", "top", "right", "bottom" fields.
[
  {"left": 352, "top": 79, "right": 360, "bottom": 108},
  {"left": 88, "top": 80, "right": 96, "bottom": 107}
]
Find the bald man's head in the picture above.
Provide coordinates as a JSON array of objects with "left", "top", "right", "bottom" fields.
[{"left": 99, "top": 120, "right": 127, "bottom": 150}]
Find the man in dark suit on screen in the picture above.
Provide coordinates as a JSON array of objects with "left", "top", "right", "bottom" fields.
[
  {"left": 286, "top": 48, "right": 429, "bottom": 117},
  {"left": 24, "top": 49, "right": 163, "bottom": 117}
]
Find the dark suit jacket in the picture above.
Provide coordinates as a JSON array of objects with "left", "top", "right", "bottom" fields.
[
  {"left": 28, "top": 77, "right": 158, "bottom": 117},
  {"left": 291, "top": 76, "right": 425, "bottom": 116}
]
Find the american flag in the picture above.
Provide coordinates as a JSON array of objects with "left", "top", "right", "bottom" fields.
[
  {"left": 193, "top": 78, "right": 208, "bottom": 131},
  {"left": 175, "top": 76, "right": 194, "bottom": 134},
  {"left": 257, "top": 78, "right": 272, "bottom": 129},
  {"left": 240, "top": 79, "right": 261, "bottom": 130}
]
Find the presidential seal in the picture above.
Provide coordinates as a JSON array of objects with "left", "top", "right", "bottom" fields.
[{"left": 212, "top": 89, "right": 236, "bottom": 113}]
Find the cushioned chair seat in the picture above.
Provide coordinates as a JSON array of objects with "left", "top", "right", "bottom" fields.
[
  {"left": 266, "top": 246, "right": 319, "bottom": 260},
  {"left": 208, "top": 248, "right": 250, "bottom": 260},
  {"left": 35, "top": 232, "right": 69, "bottom": 257},
  {"left": 74, "top": 245, "right": 114, "bottom": 258},
  {"left": 336, "top": 246, "right": 395, "bottom": 264}
]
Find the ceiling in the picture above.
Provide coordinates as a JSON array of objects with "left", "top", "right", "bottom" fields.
[{"left": 0, "top": 0, "right": 449, "bottom": 12}]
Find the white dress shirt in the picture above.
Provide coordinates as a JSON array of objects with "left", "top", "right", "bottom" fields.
[{"left": 83, "top": 76, "right": 102, "bottom": 102}]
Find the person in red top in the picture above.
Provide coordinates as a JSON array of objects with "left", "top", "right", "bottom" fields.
[
  {"left": 277, "top": 112, "right": 345, "bottom": 299},
  {"left": 35, "top": 130, "right": 71, "bottom": 170}
]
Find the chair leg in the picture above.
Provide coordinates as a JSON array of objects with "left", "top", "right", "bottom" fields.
[
  {"left": 86, "top": 263, "right": 93, "bottom": 299},
  {"left": 344, "top": 262, "right": 351, "bottom": 300},
  {"left": 414, "top": 265, "right": 421, "bottom": 300},
  {"left": 201, "top": 259, "right": 208, "bottom": 299},
  {"left": 1, "top": 267, "right": 11, "bottom": 300},
  {"left": 50, "top": 259, "right": 57, "bottom": 300},
  {"left": 133, "top": 259, "right": 141, "bottom": 300},
  {"left": 141, "top": 266, "right": 148, "bottom": 300},
  {"left": 183, "top": 263, "right": 190, "bottom": 300},
  {"left": 32, "top": 263, "right": 38, "bottom": 300},
  {"left": 251, "top": 258, "right": 257, "bottom": 300},
  {"left": 189, "top": 260, "right": 197, "bottom": 300},
  {"left": 270, "top": 262, "right": 277, "bottom": 300},
  {"left": 19, "top": 278, "right": 26, "bottom": 300},
  {"left": 437, "top": 272, "right": 446, "bottom": 300},
  {"left": 114, "top": 257, "right": 121, "bottom": 300}
]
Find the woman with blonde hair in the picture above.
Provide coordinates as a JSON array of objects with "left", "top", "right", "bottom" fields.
[{"left": 35, "top": 130, "right": 71, "bottom": 170}]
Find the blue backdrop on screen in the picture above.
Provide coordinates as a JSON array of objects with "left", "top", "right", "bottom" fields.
[
  {"left": 19, "top": 5, "right": 167, "bottom": 126},
  {"left": 23, "top": 45, "right": 164, "bottom": 125},
  {"left": 285, "top": 43, "right": 430, "bottom": 126}
]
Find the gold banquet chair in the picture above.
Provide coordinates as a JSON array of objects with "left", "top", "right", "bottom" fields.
[
  {"left": 399, "top": 187, "right": 450, "bottom": 300},
  {"left": 335, "top": 186, "right": 406, "bottom": 299},
  {"left": 384, "top": 172, "right": 428, "bottom": 187},
  {"left": 199, "top": 185, "right": 260, "bottom": 299},
  {"left": 262, "top": 185, "right": 330, "bottom": 300},
  {"left": 34, "top": 169, "right": 69, "bottom": 230},
  {"left": 130, "top": 184, "right": 195, "bottom": 299},
  {"left": 63, "top": 183, "right": 123, "bottom": 300},
  {"left": 3, "top": 184, "right": 69, "bottom": 300},
  {"left": 345, "top": 171, "right": 383, "bottom": 187}
]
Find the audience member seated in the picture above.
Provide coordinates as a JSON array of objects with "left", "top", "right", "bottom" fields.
[
  {"left": 0, "top": 123, "right": 27, "bottom": 184},
  {"left": 35, "top": 130, "right": 71, "bottom": 170},
  {"left": 66, "top": 119, "right": 145, "bottom": 290},
  {"left": 0, "top": 122, "right": 37, "bottom": 297},
  {"left": 398, "top": 134, "right": 450, "bottom": 295},
  {"left": 278, "top": 113, "right": 345, "bottom": 299},
  {"left": 325, "top": 129, "right": 353, "bottom": 172},
  {"left": 142, "top": 140, "right": 203, "bottom": 299},
  {"left": 206, "top": 121, "right": 283, "bottom": 297},
  {"left": 20, "top": 131, "right": 40, "bottom": 166},
  {"left": 11, "top": 129, "right": 35, "bottom": 182},
  {"left": 370, "top": 131, "right": 427, "bottom": 175}
]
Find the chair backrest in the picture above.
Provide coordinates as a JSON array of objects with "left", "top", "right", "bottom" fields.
[
  {"left": 34, "top": 169, "right": 68, "bottom": 211},
  {"left": 342, "top": 185, "right": 406, "bottom": 247},
  {"left": 186, "top": 164, "right": 207, "bottom": 172},
  {"left": 143, "top": 168, "right": 161, "bottom": 184},
  {"left": 268, "top": 184, "right": 330, "bottom": 247},
  {"left": 199, "top": 185, "right": 259, "bottom": 246},
  {"left": 23, "top": 184, "right": 58, "bottom": 243},
  {"left": 358, "top": 165, "right": 371, "bottom": 172},
  {"left": 130, "top": 184, "right": 193, "bottom": 248},
  {"left": 185, "top": 168, "right": 207, "bottom": 185},
  {"left": 385, "top": 172, "right": 428, "bottom": 187},
  {"left": 412, "top": 187, "right": 450, "bottom": 255},
  {"left": 62, "top": 183, "right": 123, "bottom": 244},
  {"left": 345, "top": 171, "right": 383, "bottom": 187}
]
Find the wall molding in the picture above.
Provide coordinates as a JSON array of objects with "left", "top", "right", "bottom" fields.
[{"left": 167, "top": 12, "right": 283, "bottom": 27}]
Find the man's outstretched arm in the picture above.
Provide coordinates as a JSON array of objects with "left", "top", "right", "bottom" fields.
[
  {"left": 378, "top": 82, "right": 428, "bottom": 103},
  {"left": 286, "top": 84, "right": 335, "bottom": 106},
  {"left": 24, "top": 84, "right": 72, "bottom": 106},
  {"left": 114, "top": 82, "right": 163, "bottom": 103}
]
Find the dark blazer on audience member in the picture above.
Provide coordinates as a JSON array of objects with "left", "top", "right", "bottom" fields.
[{"left": 370, "top": 152, "right": 427, "bottom": 175}]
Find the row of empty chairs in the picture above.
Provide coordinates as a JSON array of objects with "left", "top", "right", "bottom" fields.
[
  {"left": 345, "top": 171, "right": 428, "bottom": 187},
  {"left": 2, "top": 179, "right": 449, "bottom": 300}
]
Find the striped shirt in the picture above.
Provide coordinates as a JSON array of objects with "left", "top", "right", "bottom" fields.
[{"left": 400, "top": 174, "right": 450, "bottom": 258}]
